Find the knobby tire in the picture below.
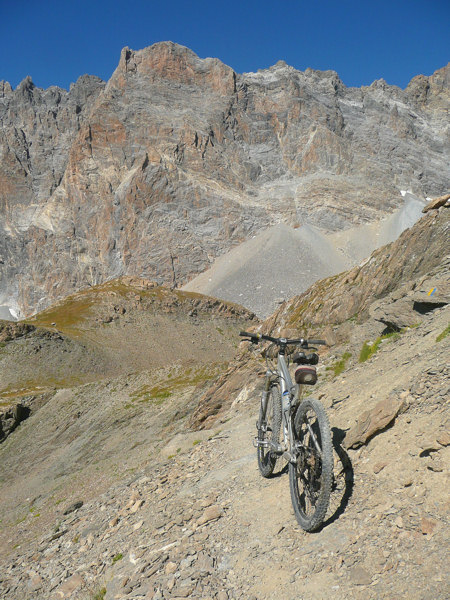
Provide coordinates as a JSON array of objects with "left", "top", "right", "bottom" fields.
[
  {"left": 289, "top": 397, "right": 333, "bottom": 531},
  {"left": 257, "top": 384, "right": 282, "bottom": 478}
]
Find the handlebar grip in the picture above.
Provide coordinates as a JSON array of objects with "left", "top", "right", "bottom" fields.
[
  {"left": 239, "top": 331, "right": 261, "bottom": 342},
  {"left": 308, "top": 339, "right": 327, "bottom": 345}
]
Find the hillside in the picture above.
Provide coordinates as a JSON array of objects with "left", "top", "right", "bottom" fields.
[
  {"left": 0, "top": 205, "right": 448, "bottom": 600},
  {"left": 0, "top": 278, "right": 255, "bottom": 440},
  {"left": 1, "top": 42, "right": 449, "bottom": 318},
  {"left": 263, "top": 206, "right": 449, "bottom": 341},
  {"left": 182, "top": 192, "right": 426, "bottom": 317}
]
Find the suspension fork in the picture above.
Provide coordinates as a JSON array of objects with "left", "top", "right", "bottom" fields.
[
  {"left": 278, "top": 355, "right": 299, "bottom": 463},
  {"left": 258, "top": 371, "right": 276, "bottom": 429}
]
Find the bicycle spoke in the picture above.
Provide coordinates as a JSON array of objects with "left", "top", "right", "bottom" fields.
[
  {"left": 306, "top": 421, "right": 322, "bottom": 456},
  {"left": 299, "top": 471, "right": 317, "bottom": 508}
]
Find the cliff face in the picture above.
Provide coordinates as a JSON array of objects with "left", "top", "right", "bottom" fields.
[{"left": 1, "top": 42, "right": 449, "bottom": 316}]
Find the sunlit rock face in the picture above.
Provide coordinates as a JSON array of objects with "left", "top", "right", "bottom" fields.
[{"left": 0, "top": 42, "right": 449, "bottom": 317}]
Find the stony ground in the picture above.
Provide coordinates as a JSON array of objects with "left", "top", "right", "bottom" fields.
[{"left": 0, "top": 299, "right": 448, "bottom": 600}]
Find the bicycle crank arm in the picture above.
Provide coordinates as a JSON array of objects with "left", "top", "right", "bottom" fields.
[
  {"left": 283, "top": 451, "right": 297, "bottom": 463},
  {"left": 253, "top": 438, "right": 284, "bottom": 454}
]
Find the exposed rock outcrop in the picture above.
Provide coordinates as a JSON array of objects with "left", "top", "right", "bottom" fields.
[
  {"left": 1, "top": 43, "right": 449, "bottom": 316},
  {"left": 422, "top": 192, "right": 450, "bottom": 212},
  {"left": 264, "top": 207, "right": 449, "bottom": 339}
]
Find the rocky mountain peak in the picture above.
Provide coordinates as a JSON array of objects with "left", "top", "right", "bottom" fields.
[
  {"left": 1, "top": 44, "right": 449, "bottom": 319},
  {"left": 113, "top": 41, "right": 237, "bottom": 96},
  {"left": 406, "top": 62, "right": 449, "bottom": 106},
  {"left": 0, "top": 80, "right": 13, "bottom": 97},
  {"left": 16, "top": 74, "right": 35, "bottom": 99}
]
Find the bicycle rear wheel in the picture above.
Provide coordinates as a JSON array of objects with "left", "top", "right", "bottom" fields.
[
  {"left": 289, "top": 398, "right": 333, "bottom": 531},
  {"left": 257, "top": 384, "right": 282, "bottom": 478}
]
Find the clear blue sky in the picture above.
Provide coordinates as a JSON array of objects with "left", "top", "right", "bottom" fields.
[{"left": 0, "top": 0, "right": 448, "bottom": 91}]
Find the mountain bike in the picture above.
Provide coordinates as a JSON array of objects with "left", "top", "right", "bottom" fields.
[{"left": 240, "top": 331, "right": 333, "bottom": 532}]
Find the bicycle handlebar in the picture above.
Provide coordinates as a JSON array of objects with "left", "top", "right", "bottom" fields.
[{"left": 239, "top": 331, "right": 326, "bottom": 346}]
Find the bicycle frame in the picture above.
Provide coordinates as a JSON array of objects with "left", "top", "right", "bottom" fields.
[
  {"left": 259, "top": 352, "right": 299, "bottom": 463},
  {"left": 241, "top": 330, "right": 332, "bottom": 531},
  {"left": 278, "top": 352, "right": 299, "bottom": 463}
]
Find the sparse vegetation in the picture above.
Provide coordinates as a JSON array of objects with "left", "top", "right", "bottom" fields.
[
  {"left": 129, "top": 363, "right": 227, "bottom": 406},
  {"left": 359, "top": 339, "right": 380, "bottom": 362},
  {"left": 326, "top": 352, "right": 352, "bottom": 376},
  {"left": 90, "top": 587, "right": 107, "bottom": 600},
  {"left": 436, "top": 324, "right": 450, "bottom": 342},
  {"left": 359, "top": 331, "right": 401, "bottom": 362},
  {"left": 112, "top": 553, "right": 123, "bottom": 564}
]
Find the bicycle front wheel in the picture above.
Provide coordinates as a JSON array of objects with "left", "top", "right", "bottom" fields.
[
  {"left": 289, "top": 398, "right": 333, "bottom": 531},
  {"left": 257, "top": 384, "right": 282, "bottom": 478}
]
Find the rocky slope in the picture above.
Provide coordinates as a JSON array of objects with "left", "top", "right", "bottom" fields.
[
  {"left": 0, "top": 203, "right": 448, "bottom": 600},
  {"left": 1, "top": 42, "right": 449, "bottom": 317},
  {"left": 262, "top": 205, "right": 449, "bottom": 343},
  {"left": 182, "top": 192, "right": 428, "bottom": 317},
  {"left": 0, "top": 277, "right": 255, "bottom": 441}
]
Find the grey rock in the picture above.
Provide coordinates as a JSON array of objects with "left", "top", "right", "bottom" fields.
[
  {"left": 63, "top": 500, "right": 83, "bottom": 515},
  {"left": 1, "top": 43, "right": 449, "bottom": 317}
]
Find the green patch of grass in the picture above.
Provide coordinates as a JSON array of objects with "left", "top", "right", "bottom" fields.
[
  {"left": 193, "top": 439, "right": 201, "bottom": 446},
  {"left": 14, "top": 515, "right": 27, "bottom": 525},
  {"left": 130, "top": 363, "right": 227, "bottom": 406},
  {"left": 359, "top": 340, "right": 380, "bottom": 363},
  {"left": 0, "top": 376, "right": 83, "bottom": 400},
  {"left": 112, "top": 553, "right": 123, "bottom": 564},
  {"left": 436, "top": 324, "right": 450, "bottom": 342},
  {"left": 359, "top": 331, "right": 401, "bottom": 363},
  {"left": 326, "top": 351, "right": 352, "bottom": 376},
  {"left": 90, "top": 587, "right": 107, "bottom": 600},
  {"left": 25, "top": 297, "right": 95, "bottom": 337}
]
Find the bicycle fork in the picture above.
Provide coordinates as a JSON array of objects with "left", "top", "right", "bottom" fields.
[
  {"left": 281, "top": 390, "right": 298, "bottom": 464},
  {"left": 253, "top": 371, "right": 298, "bottom": 464},
  {"left": 254, "top": 372, "right": 281, "bottom": 452}
]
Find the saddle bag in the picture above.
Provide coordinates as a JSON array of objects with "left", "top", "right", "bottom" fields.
[{"left": 294, "top": 365, "right": 318, "bottom": 385}]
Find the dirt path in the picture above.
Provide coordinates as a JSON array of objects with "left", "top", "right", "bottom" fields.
[{"left": 1, "top": 306, "right": 448, "bottom": 600}]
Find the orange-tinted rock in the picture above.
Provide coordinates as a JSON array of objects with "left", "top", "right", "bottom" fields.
[{"left": 1, "top": 45, "right": 449, "bottom": 317}]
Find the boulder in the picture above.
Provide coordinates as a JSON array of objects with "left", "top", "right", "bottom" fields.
[
  {"left": 422, "top": 193, "right": 450, "bottom": 212},
  {"left": 344, "top": 398, "right": 406, "bottom": 449}
]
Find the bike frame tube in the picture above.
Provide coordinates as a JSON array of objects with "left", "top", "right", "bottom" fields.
[
  {"left": 259, "top": 370, "right": 278, "bottom": 427},
  {"left": 277, "top": 353, "right": 293, "bottom": 393},
  {"left": 277, "top": 354, "right": 296, "bottom": 459}
]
